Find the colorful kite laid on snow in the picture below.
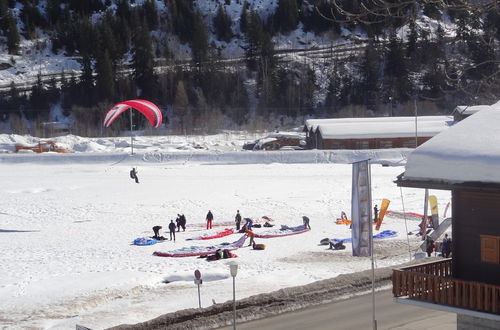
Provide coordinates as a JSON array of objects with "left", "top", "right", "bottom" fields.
[{"left": 103, "top": 99, "right": 162, "bottom": 128}]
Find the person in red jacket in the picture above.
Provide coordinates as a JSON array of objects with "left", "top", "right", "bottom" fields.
[
  {"left": 206, "top": 210, "right": 214, "bottom": 229},
  {"left": 246, "top": 228, "right": 255, "bottom": 246}
]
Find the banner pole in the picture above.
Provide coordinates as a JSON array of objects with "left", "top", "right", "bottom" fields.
[{"left": 129, "top": 108, "right": 134, "bottom": 155}]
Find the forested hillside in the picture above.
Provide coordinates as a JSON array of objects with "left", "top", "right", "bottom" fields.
[{"left": 0, "top": 0, "right": 498, "bottom": 136}]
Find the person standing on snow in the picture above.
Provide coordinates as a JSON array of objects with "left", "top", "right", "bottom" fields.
[
  {"left": 302, "top": 216, "right": 311, "bottom": 229},
  {"left": 373, "top": 204, "right": 378, "bottom": 223},
  {"left": 441, "top": 234, "right": 452, "bottom": 258},
  {"left": 168, "top": 220, "right": 177, "bottom": 241},
  {"left": 175, "top": 214, "right": 182, "bottom": 232},
  {"left": 235, "top": 210, "right": 242, "bottom": 231},
  {"left": 425, "top": 236, "right": 435, "bottom": 257},
  {"left": 180, "top": 214, "right": 187, "bottom": 231},
  {"left": 206, "top": 210, "right": 214, "bottom": 229},
  {"left": 246, "top": 227, "right": 255, "bottom": 246},
  {"left": 130, "top": 167, "right": 139, "bottom": 183}
]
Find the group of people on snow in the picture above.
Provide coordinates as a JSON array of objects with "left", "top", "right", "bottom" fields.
[
  {"left": 151, "top": 214, "right": 188, "bottom": 242},
  {"left": 425, "top": 233, "right": 452, "bottom": 258},
  {"left": 175, "top": 214, "right": 187, "bottom": 232}
]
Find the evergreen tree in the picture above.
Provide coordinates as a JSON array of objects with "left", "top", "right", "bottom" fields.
[
  {"left": 131, "top": 20, "right": 157, "bottom": 98},
  {"left": 47, "top": 0, "right": 62, "bottom": 27},
  {"left": 301, "top": 0, "right": 340, "bottom": 35},
  {"left": 384, "top": 30, "right": 410, "bottom": 104},
  {"left": 360, "top": 39, "right": 381, "bottom": 109},
  {"left": 174, "top": 80, "right": 189, "bottom": 131},
  {"left": 213, "top": 5, "right": 232, "bottom": 42},
  {"left": 142, "top": 0, "right": 158, "bottom": 31},
  {"left": 20, "top": 2, "right": 46, "bottom": 39},
  {"left": 168, "top": 0, "right": 195, "bottom": 44},
  {"left": 406, "top": 19, "right": 418, "bottom": 59},
  {"left": 95, "top": 49, "right": 115, "bottom": 102},
  {"left": 423, "top": 1, "right": 442, "bottom": 20},
  {"left": 239, "top": 1, "right": 249, "bottom": 34},
  {"left": 6, "top": 12, "right": 19, "bottom": 54},
  {"left": 422, "top": 63, "right": 446, "bottom": 100},
  {"left": 27, "top": 72, "right": 47, "bottom": 120},
  {"left": 0, "top": 0, "right": 8, "bottom": 32},
  {"left": 274, "top": 0, "right": 298, "bottom": 34},
  {"left": 79, "top": 53, "right": 94, "bottom": 106},
  {"left": 191, "top": 12, "right": 209, "bottom": 64}
]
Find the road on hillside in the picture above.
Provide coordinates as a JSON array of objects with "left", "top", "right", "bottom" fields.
[{"left": 217, "top": 290, "right": 456, "bottom": 330}]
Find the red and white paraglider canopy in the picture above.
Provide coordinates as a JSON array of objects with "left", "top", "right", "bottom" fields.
[{"left": 104, "top": 99, "right": 163, "bottom": 128}]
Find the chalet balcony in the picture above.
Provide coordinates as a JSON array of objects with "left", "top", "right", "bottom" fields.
[{"left": 393, "top": 259, "right": 500, "bottom": 315}]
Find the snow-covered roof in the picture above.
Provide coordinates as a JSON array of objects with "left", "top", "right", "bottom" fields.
[
  {"left": 454, "top": 105, "right": 493, "bottom": 116},
  {"left": 316, "top": 116, "right": 453, "bottom": 139},
  {"left": 304, "top": 116, "right": 450, "bottom": 131},
  {"left": 404, "top": 106, "right": 500, "bottom": 184}
]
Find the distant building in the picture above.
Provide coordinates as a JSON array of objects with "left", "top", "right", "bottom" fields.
[
  {"left": 303, "top": 116, "right": 454, "bottom": 150},
  {"left": 452, "top": 105, "right": 494, "bottom": 122},
  {"left": 394, "top": 107, "right": 500, "bottom": 329},
  {"left": 452, "top": 100, "right": 500, "bottom": 122}
]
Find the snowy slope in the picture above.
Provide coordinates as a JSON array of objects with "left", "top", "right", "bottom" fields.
[{"left": 0, "top": 133, "right": 451, "bottom": 329}]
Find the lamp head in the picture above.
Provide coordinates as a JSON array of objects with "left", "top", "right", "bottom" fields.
[{"left": 229, "top": 262, "right": 238, "bottom": 277}]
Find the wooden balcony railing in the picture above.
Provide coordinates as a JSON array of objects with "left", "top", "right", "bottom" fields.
[{"left": 393, "top": 259, "right": 500, "bottom": 315}]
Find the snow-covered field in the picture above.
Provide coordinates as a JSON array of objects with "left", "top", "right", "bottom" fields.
[{"left": 0, "top": 133, "right": 451, "bottom": 329}]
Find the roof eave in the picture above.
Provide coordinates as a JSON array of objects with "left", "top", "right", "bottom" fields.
[{"left": 395, "top": 172, "right": 500, "bottom": 192}]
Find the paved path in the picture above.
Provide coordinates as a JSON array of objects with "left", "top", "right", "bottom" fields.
[{"left": 218, "top": 289, "right": 456, "bottom": 330}]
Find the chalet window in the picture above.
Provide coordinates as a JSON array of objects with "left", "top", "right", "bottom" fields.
[
  {"left": 379, "top": 140, "right": 393, "bottom": 148},
  {"left": 332, "top": 142, "right": 345, "bottom": 149},
  {"left": 356, "top": 141, "right": 370, "bottom": 149},
  {"left": 480, "top": 235, "right": 500, "bottom": 264},
  {"left": 402, "top": 140, "right": 416, "bottom": 148}
]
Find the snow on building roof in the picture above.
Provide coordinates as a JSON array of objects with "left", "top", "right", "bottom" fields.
[
  {"left": 304, "top": 116, "right": 450, "bottom": 131},
  {"left": 404, "top": 107, "right": 500, "bottom": 184},
  {"left": 316, "top": 116, "right": 453, "bottom": 139},
  {"left": 454, "top": 104, "right": 493, "bottom": 116}
]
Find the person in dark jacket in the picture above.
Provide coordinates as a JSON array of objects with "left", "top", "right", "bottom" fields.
[
  {"left": 441, "top": 234, "right": 452, "bottom": 258},
  {"left": 373, "top": 204, "right": 378, "bottom": 223},
  {"left": 235, "top": 210, "right": 242, "bottom": 231},
  {"left": 426, "top": 236, "right": 435, "bottom": 257},
  {"left": 152, "top": 225, "right": 162, "bottom": 239},
  {"left": 168, "top": 220, "right": 177, "bottom": 241},
  {"left": 130, "top": 168, "right": 139, "bottom": 183},
  {"left": 206, "top": 210, "right": 213, "bottom": 229},
  {"left": 175, "top": 215, "right": 182, "bottom": 232},
  {"left": 302, "top": 216, "right": 311, "bottom": 229},
  {"left": 180, "top": 214, "right": 187, "bottom": 231}
]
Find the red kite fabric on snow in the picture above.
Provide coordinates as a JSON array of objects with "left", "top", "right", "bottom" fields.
[{"left": 104, "top": 99, "right": 162, "bottom": 128}]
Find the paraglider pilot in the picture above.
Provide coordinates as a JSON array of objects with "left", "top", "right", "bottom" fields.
[
  {"left": 168, "top": 220, "right": 176, "bottom": 241},
  {"left": 302, "top": 216, "right": 311, "bottom": 229},
  {"left": 206, "top": 210, "right": 213, "bottom": 229},
  {"left": 373, "top": 204, "right": 378, "bottom": 223},
  {"left": 235, "top": 210, "right": 242, "bottom": 231},
  {"left": 130, "top": 167, "right": 139, "bottom": 183}
]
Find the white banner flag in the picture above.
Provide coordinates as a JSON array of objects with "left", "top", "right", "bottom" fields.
[{"left": 351, "top": 160, "right": 372, "bottom": 257}]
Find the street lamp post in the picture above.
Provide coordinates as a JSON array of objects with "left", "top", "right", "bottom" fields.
[{"left": 229, "top": 262, "right": 238, "bottom": 330}]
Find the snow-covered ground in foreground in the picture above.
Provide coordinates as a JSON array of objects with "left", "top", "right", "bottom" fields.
[{"left": 0, "top": 133, "right": 451, "bottom": 330}]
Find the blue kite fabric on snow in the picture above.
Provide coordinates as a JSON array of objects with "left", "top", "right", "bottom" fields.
[
  {"left": 331, "top": 230, "right": 397, "bottom": 244},
  {"left": 133, "top": 237, "right": 158, "bottom": 246},
  {"left": 153, "top": 235, "right": 247, "bottom": 257}
]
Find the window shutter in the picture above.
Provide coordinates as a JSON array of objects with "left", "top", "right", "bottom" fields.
[{"left": 480, "top": 235, "right": 500, "bottom": 264}]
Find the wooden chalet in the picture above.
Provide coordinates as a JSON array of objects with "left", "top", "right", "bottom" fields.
[
  {"left": 394, "top": 108, "right": 500, "bottom": 329},
  {"left": 303, "top": 116, "right": 453, "bottom": 150}
]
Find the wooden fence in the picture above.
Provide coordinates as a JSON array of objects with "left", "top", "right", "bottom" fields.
[{"left": 393, "top": 259, "right": 500, "bottom": 314}]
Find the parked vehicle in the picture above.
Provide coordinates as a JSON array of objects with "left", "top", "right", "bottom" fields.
[{"left": 15, "top": 141, "right": 71, "bottom": 153}]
